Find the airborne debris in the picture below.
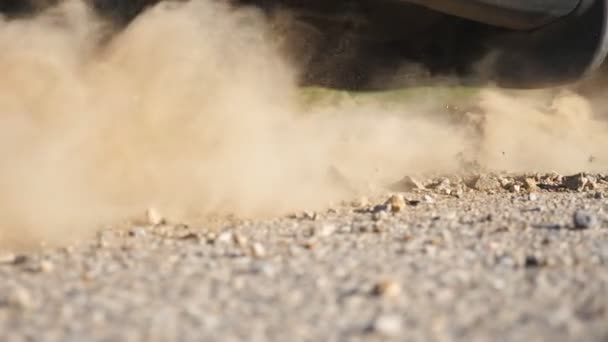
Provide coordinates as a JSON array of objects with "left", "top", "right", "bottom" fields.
[{"left": 145, "top": 208, "right": 165, "bottom": 226}]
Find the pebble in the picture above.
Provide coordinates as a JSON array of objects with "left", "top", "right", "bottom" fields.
[
  {"left": 0, "top": 253, "right": 17, "bottom": 264},
  {"left": 146, "top": 208, "right": 165, "bottom": 226},
  {"left": 38, "top": 260, "right": 55, "bottom": 273},
  {"left": 129, "top": 227, "right": 147, "bottom": 238},
  {"left": 572, "top": 210, "right": 598, "bottom": 229},
  {"left": 372, "top": 280, "right": 401, "bottom": 298},
  {"left": 387, "top": 194, "right": 406, "bottom": 213},
  {"left": 233, "top": 233, "right": 248, "bottom": 247},
  {"left": 372, "top": 210, "right": 389, "bottom": 221},
  {"left": 371, "top": 314, "right": 402, "bottom": 336},
  {"left": 392, "top": 176, "right": 425, "bottom": 192},
  {"left": 8, "top": 287, "right": 34, "bottom": 309},
  {"left": 251, "top": 243, "right": 267, "bottom": 258},
  {"left": 509, "top": 183, "right": 521, "bottom": 193},
  {"left": 472, "top": 174, "right": 501, "bottom": 192},
  {"left": 216, "top": 231, "right": 234, "bottom": 244},
  {"left": 314, "top": 224, "right": 336, "bottom": 237},
  {"left": 562, "top": 173, "right": 588, "bottom": 192},
  {"left": 524, "top": 178, "right": 539, "bottom": 192}
]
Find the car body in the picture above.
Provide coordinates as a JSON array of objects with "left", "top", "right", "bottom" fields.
[
  {"left": 264, "top": 0, "right": 608, "bottom": 89},
  {"left": 2, "top": 0, "right": 607, "bottom": 89}
]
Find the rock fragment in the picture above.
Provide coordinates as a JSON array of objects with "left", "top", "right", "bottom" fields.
[
  {"left": 8, "top": 287, "right": 34, "bottom": 309},
  {"left": 251, "top": 243, "right": 267, "bottom": 258},
  {"left": 216, "top": 231, "right": 234, "bottom": 244},
  {"left": 524, "top": 178, "right": 539, "bottom": 192},
  {"left": 391, "top": 176, "right": 424, "bottom": 192},
  {"left": 0, "top": 253, "right": 17, "bottom": 264},
  {"left": 563, "top": 173, "right": 589, "bottom": 191},
  {"left": 233, "top": 233, "right": 248, "bottom": 247},
  {"left": 314, "top": 224, "right": 336, "bottom": 237},
  {"left": 387, "top": 194, "right": 406, "bottom": 213},
  {"left": 370, "top": 315, "right": 402, "bottom": 336},
  {"left": 372, "top": 280, "right": 401, "bottom": 298},
  {"left": 41, "top": 260, "right": 55, "bottom": 273},
  {"left": 572, "top": 210, "right": 599, "bottom": 229},
  {"left": 470, "top": 174, "right": 501, "bottom": 192},
  {"left": 145, "top": 208, "right": 165, "bottom": 226}
]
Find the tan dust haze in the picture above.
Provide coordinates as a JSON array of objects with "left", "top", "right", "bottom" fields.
[{"left": 0, "top": 0, "right": 607, "bottom": 248}]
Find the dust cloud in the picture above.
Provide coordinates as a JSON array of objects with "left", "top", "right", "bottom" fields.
[{"left": 0, "top": 0, "right": 606, "bottom": 248}]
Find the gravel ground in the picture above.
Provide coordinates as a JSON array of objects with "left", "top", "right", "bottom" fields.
[{"left": 1, "top": 173, "right": 608, "bottom": 341}]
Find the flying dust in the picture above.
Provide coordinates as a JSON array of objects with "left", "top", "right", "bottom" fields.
[{"left": 0, "top": 0, "right": 607, "bottom": 248}]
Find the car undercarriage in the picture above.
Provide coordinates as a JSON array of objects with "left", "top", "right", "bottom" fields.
[{"left": 2, "top": 0, "right": 607, "bottom": 89}]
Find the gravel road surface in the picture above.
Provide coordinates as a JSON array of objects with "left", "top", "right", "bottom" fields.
[{"left": 1, "top": 173, "right": 608, "bottom": 341}]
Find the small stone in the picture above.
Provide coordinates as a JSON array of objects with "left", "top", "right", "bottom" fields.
[
  {"left": 302, "top": 211, "right": 318, "bottom": 220},
  {"left": 572, "top": 210, "right": 598, "bottom": 229},
  {"left": 371, "top": 204, "right": 388, "bottom": 214},
  {"left": 216, "top": 231, "right": 234, "bottom": 244},
  {"left": 9, "top": 287, "right": 33, "bottom": 309},
  {"left": 471, "top": 175, "right": 501, "bottom": 191},
  {"left": 524, "top": 255, "right": 542, "bottom": 268},
  {"left": 38, "top": 260, "right": 54, "bottom": 273},
  {"left": 301, "top": 240, "right": 317, "bottom": 249},
  {"left": 233, "top": 233, "right": 248, "bottom": 247},
  {"left": 251, "top": 243, "right": 266, "bottom": 258},
  {"left": 372, "top": 210, "right": 389, "bottom": 221},
  {"left": 423, "top": 195, "right": 435, "bottom": 203},
  {"left": 145, "top": 208, "right": 165, "bottom": 226},
  {"left": 439, "top": 187, "right": 452, "bottom": 195},
  {"left": 508, "top": 183, "right": 521, "bottom": 193},
  {"left": 563, "top": 173, "right": 588, "bottom": 191},
  {"left": 314, "top": 224, "right": 336, "bottom": 237},
  {"left": 372, "top": 280, "right": 401, "bottom": 297},
  {"left": 251, "top": 261, "right": 275, "bottom": 276},
  {"left": 528, "top": 193, "right": 538, "bottom": 201},
  {"left": 0, "top": 252, "right": 17, "bottom": 264},
  {"left": 372, "top": 224, "right": 386, "bottom": 233},
  {"left": 391, "top": 176, "right": 424, "bottom": 192},
  {"left": 371, "top": 315, "right": 402, "bottom": 336},
  {"left": 407, "top": 199, "right": 421, "bottom": 206},
  {"left": 129, "top": 227, "right": 147, "bottom": 238},
  {"left": 387, "top": 194, "right": 406, "bottom": 213},
  {"left": 204, "top": 232, "right": 218, "bottom": 244},
  {"left": 524, "top": 178, "right": 539, "bottom": 192}
]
